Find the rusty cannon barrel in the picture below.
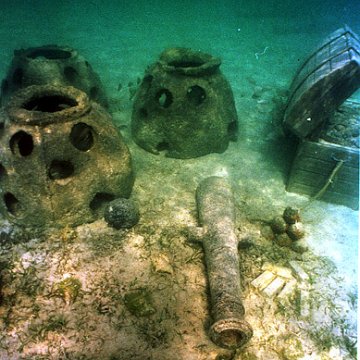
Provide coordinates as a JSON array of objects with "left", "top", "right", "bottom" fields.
[{"left": 195, "top": 176, "right": 253, "bottom": 349}]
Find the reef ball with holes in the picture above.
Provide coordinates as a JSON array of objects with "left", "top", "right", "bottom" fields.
[
  {"left": 131, "top": 48, "right": 238, "bottom": 159},
  {"left": 0, "top": 85, "right": 134, "bottom": 229},
  {"left": 0, "top": 44, "right": 107, "bottom": 108}
]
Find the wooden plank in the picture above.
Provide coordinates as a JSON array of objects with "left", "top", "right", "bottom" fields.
[
  {"left": 287, "top": 140, "right": 359, "bottom": 209},
  {"left": 287, "top": 181, "right": 359, "bottom": 210},
  {"left": 290, "top": 26, "right": 359, "bottom": 96},
  {"left": 285, "top": 59, "right": 360, "bottom": 138},
  {"left": 284, "top": 26, "right": 360, "bottom": 138},
  {"left": 289, "top": 30, "right": 360, "bottom": 101},
  {"left": 288, "top": 181, "right": 358, "bottom": 202},
  {"left": 289, "top": 168, "right": 359, "bottom": 194},
  {"left": 297, "top": 141, "right": 359, "bottom": 166},
  {"left": 289, "top": 167, "right": 358, "bottom": 189},
  {"left": 292, "top": 159, "right": 358, "bottom": 179}
]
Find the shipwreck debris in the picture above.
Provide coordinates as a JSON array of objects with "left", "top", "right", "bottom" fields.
[{"left": 193, "top": 176, "right": 253, "bottom": 349}]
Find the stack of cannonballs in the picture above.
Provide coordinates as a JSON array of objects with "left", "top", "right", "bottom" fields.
[{"left": 269, "top": 207, "right": 307, "bottom": 253}]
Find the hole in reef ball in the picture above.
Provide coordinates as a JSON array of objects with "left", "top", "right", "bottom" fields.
[
  {"left": 156, "top": 141, "right": 170, "bottom": 152},
  {"left": 28, "top": 48, "right": 71, "bottom": 60},
  {"left": 4, "top": 192, "right": 21, "bottom": 215},
  {"left": 64, "top": 66, "right": 78, "bottom": 82},
  {"left": 10, "top": 131, "right": 34, "bottom": 156},
  {"left": 0, "top": 163, "right": 6, "bottom": 179},
  {"left": 227, "top": 121, "right": 238, "bottom": 140},
  {"left": 104, "top": 198, "right": 140, "bottom": 229},
  {"left": 48, "top": 160, "right": 74, "bottom": 180},
  {"left": 187, "top": 85, "right": 206, "bottom": 105},
  {"left": 1, "top": 79, "right": 9, "bottom": 94},
  {"left": 168, "top": 58, "right": 205, "bottom": 68},
  {"left": 139, "top": 107, "right": 148, "bottom": 118},
  {"left": 12, "top": 67, "right": 23, "bottom": 86},
  {"left": 90, "top": 192, "right": 116, "bottom": 214},
  {"left": 23, "top": 94, "right": 77, "bottom": 112},
  {"left": 70, "top": 122, "right": 94, "bottom": 151},
  {"left": 155, "top": 89, "right": 173, "bottom": 108},
  {"left": 89, "top": 86, "right": 99, "bottom": 100}
]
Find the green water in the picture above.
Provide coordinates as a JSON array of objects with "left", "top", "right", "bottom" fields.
[{"left": 0, "top": 1, "right": 358, "bottom": 359}]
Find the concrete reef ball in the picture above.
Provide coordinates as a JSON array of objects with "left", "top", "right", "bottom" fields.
[
  {"left": 104, "top": 198, "right": 140, "bottom": 229},
  {"left": 0, "top": 44, "right": 107, "bottom": 107},
  {"left": 131, "top": 47, "right": 238, "bottom": 159},
  {"left": 0, "top": 85, "right": 134, "bottom": 229}
]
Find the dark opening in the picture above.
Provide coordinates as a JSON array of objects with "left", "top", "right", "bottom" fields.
[
  {"left": 187, "top": 85, "right": 206, "bottom": 105},
  {"left": 85, "top": 61, "right": 90, "bottom": 68},
  {"left": 70, "top": 123, "right": 94, "bottom": 151},
  {"left": 48, "top": 160, "right": 74, "bottom": 180},
  {"left": 218, "top": 329, "right": 246, "bottom": 349},
  {"left": 12, "top": 68, "right": 23, "bottom": 86},
  {"left": 0, "top": 163, "right": 6, "bottom": 179},
  {"left": 4, "top": 192, "right": 21, "bottom": 215},
  {"left": 27, "top": 48, "right": 72, "bottom": 60},
  {"left": 168, "top": 60, "right": 205, "bottom": 68},
  {"left": 1, "top": 79, "right": 9, "bottom": 93},
  {"left": 139, "top": 108, "right": 148, "bottom": 118},
  {"left": 64, "top": 66, "right": 78, "bottom": 82},
  {"left": 23, "top": 95, "right": 77, "bottom": 112},
  {"left": 10, "top": 131, "right": 34, "bottom": 156},
  {"left": 89, "top": 86, "right": 99, "bottom": 100},
  {"left": 89, "top": 193, "right": 115, "bottom": 214},
  {"left": 228, "top": 121, "right": 238, "bottom": 140},
  {"left": 156, "top": 141, "right": 170, "bottom": 151},
  {"left": 156, "top": 89, "right": 173, "bottom": 108},
  {"left": 142, "top": 75, "right": 153, "bottom": 91}
]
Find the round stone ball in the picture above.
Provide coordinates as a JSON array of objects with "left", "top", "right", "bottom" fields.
[
  {"left": 275, "top": 233, "right": 293, "bottom": 247},
  {"left": 290, "top": 239, "right": 308, "bottom": 253},
  {"left": 104, "top": 198, "right": 139, "bottom": 229},
  {"left": 287, "top": 222, "right": 305, "bottom": 241},
  {"left": 270, "top": 216, "right": 288, "bottom": 234},
  {"left": 283, "top": 207, "right": 301, "bottom": 224}
]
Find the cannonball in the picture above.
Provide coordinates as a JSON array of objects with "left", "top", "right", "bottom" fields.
[
  {"left": 261, "top": 225, "right": 275, "bottom": 241},
  {"left": 283, "top": 206, "right": 301, "bottom": 224},
  {"left": 274, "top": 233, "right": 292, "bottom": 247},
  {"left": 104, "top": 198, "right": 139, "bottom": 229},
  {"left": 290, "top": 239, "right": 308, "bottom": 254},
  {"left": 287, "top": 222, "right": 305, "bottom": 241},
  {"left": 270, "top": 216, "right": 288, "bottom": 234}
]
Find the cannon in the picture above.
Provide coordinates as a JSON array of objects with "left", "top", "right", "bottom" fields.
[{"left": 193, "top": 176, "right": 253, "bottom": 349}]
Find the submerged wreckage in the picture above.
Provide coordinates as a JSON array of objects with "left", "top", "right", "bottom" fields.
[
  {"left": 0, "top": 25, "right": 358, "bottom": 357},
  {"left": 193, "top": 176, "right": 253, "bottom": 349}
]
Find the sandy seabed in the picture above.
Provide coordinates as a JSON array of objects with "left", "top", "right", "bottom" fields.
[{"left": 0, "top": 2, "right": 358, "bottom": 359}]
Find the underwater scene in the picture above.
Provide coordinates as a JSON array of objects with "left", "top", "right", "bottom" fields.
[{"left": 0, "top": 1, "right": 359, "bottom": 359}]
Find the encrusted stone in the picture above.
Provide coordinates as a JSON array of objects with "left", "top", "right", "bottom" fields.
[
  {"left": 270, "top": 216, "right": 288, "bottom": 234},
  {"left": 1, "top": 44, "right": 107, "bottom": 107},
  {"left": 0, "top": 85, "right": 134, "bottom": 229},
  {"left": 131, "top": 48, "right": 238, "bottom": 158},
  {"left": 275, "top": 233, "right": 293, "bottom": 247},
  {"left": 287, "top": 222, "right": 305, "bottom": 240},
  {"left": 283, "top": 206, "right": 301, "bottom": 224}
]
